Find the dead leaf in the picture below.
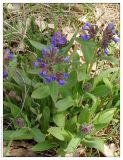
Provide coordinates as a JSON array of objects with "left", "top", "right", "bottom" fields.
[{"left": 103, "top": 143, "right": 117, "bottom": 157}]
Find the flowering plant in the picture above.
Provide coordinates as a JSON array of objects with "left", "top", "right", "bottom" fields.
[{"left": 3, "top": 21, "right": 119, "bottom": 156}]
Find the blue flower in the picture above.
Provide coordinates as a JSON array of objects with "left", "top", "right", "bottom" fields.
[
  {"left": 38, "top": 58, "right": 42, "bottom": 62},
  {"left": 45, "top": 76, "right": 52, "bottom": 83},
  {"left": 33, "top": 61, "right": 39, "bottom": 68},
  {"left": 58, "top": 79, "right": 65, "bottom": 86},
  {"left": 9, "top": 52, "right": 14, "bottom": 59},
  {"left": 5, "top": 48, "right": 10, "bottom": 54},
  {"left": 82, "top": 22, "right": 91, "bottom": 30},
  {"left": 51, "top": 74, "right": 57, "bottom": 80},
  {"left": 51, "top": 31, "right": 67, "bottom": 47},
  {"left": 113, "top": 37, "right": 118, "bottom": 43},
  {"left": 104, "top": 48, "right": 109, "bottom": 55},
  {"left": 64, "top": 57, "right": 69, "bottom": 63},
  {"left": 112, "top": 30, "right": 116, "bottom": 35},
  {"left": 3, "top": 70, "right": 8, "bottom": 78},
  {"left": 63, "top": 73, "right": 69, "bottom": 79},
  {"left": 41, "top": 62, "right": 46, "bottom": 67},
  {"left": 107, "top": 22, "right": 114, "bottom": 30},
  {"left": 81, "top": 34, "right": 90, "bottom": 40},
  {"left": 59, "top": 37, "right": 67, "bottom": 46},
  {"left": 39, "top": 70, "right": 47, "bottom": 77},
  {"left": 42, "top": 48, "right": 48, "bottom": 57}
]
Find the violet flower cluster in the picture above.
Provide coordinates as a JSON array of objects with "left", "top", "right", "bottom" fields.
[
  {"left": 51, "top": 31, "right": 67, "bottom": 47},
  {"left": 81, "top": 22, "right": 118, "bottom": 55},
  {"left": 80, "top": 123, "right": 93, "bottom": 134},
  {"left": 33, "top": 45, "right": 69, "bottom": 86},
  {"left": 3, "top": 48, "right": 14, "bottom": 78}
]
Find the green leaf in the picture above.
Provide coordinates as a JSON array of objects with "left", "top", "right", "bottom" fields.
[
  {"left": 93, "top": 108, "right": 116, "bottom": 125},
  {"left": 91, "top": 85, "right": 111, "bottom": 97},
  {"left": 48, "top": 127, "right": 69, "bottom": 141},
  {"left": 99, "top": 55, "right": 119, "bottom": 64},
  {"left": 49, "top": 81, "right": 59, "bottom": 103},
  {"left": 32, "top": 140, "right": 57, "bottom": 152},
  {"left": 93, "top": 68, "right": 119, "bottom": 88},
  {"left": 82, "top": 136, "right": 104, "bottom": 153},
  {"left": 31, "top": 85, "right": 50, "bottom": 99},
  {"left": 9, "top": 55, "right": 17, "bottom": 75},
  {"left": 103, "top": 77, "right": 113, "bottom": 90},
  {"left": 55, "top": 96, "right": 74, "bottom": 112},
  {"left": 78, "top": 108, "right": 90, "bottom": 124},
  {"left": 41, "top": 106, "right": 50, "bottom": 133},
  {"left": 13, "top": 70, "right": 33, "bottom": 87},
  {"left": 65, "top": 115, "right": 77, "bottom": 132},
  {"left": 76, "top": 37, "right": 97, "bottom": 63},
  {"left": 4, "top": 129, "right": 33, "bottom": 141},
  {"left": 64, "top": 71, "right": 77, "bottom": 88},
  {"left": 31, "top": 128, "right": 45, "bottom": 143},
  {"left": 66, "top": 136, "right": 81, "bottom": 152},
  {"left": 77, "top": 64, "right": 88, "bottom": 82},
  {"left": 4, "top": 101, "right": 21, "bottom": 118},
  {"left": 3, "top": 82, "right": 21, "bottom": 92},
  {"left": 71, "top": 52, "right": 80, "bottom": 70},
  {"left": 28, "top": 39, "right": 46, "bottom": 51},
  {"left": 53, "top": 112, "right": 65, "bottom": 127}
]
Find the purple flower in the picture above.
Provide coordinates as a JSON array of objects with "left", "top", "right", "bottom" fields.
[
  {"left": 9, "top": 52, "right": 14, "bottom": 59},
  {"left": 42, "top": 48, "right": 49, "bottom": 57},
  {"left": 16, "top": 118, "right": 24, "bottom": 127},
  {"left": 51, "top": 74, "right": 57, "bottom": 80},
  {"left": 5, "top": 48, "right": 10, "bottom": 54},
  {"left": 107, "top": 22, "right": 115, "bottom": 30},
  {"left": 63, "top": 73, "right": 69, "bottom": 79},
  {"left": 80, "top": 124, "right": 93, "bottom": 134},
  {"left": 33, "top": 61, "right": 39, "bottom": 68},
  {"left": 41, "top": 62, "right": 46, "bottom": 67},
  {"left": 38, "top": 58, "right": 42, "bottom": 62},
  {"left": 51, "top": 31, "right": 67, "bottom": 47},
  {"left": 81, "top": 34, "right": 90, "bottom": 40},
  {"left": 113, "top": 37, "right": 118, "bottom": 43},
  {"left": 58, "top": 79, "right": 65, "bottom": 86},
  {"left": 45, "top": 76, "right": 52, "bottom": 83},
  {"left": 64, "top": 57, "right": 69, "bottom": 63},
  {"left": 4, "top": 49, "right": 14, "bottom": 60},
  {"left": 39, "top": 70, "right": 47, "bottom": 77},
  {"left": 3, "top": 70, "right": 8, "bottom": 78},
  {"left": 82, "top": 22, "right": 91, "bottom": 30},
  {"left": 104, "top": 48, "right": 109, "bottom": 55},
  {"left": 59, "top": 37, "right": 67, "bottom": 46},
  {"left": 85, "top": 22, "right": 91, "bottom": 27},
  {"left": 51, "top": 37, "right": 57, "bottom": 47},
  {"left": 112, "top": 30, "right": 116, "bottom": 35}
]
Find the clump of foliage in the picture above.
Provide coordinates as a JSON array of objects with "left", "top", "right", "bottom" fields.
[{"left": 3, "top": 18, "right": 119, "bottom": 157}]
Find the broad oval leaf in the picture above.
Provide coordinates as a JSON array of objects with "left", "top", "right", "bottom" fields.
[
  {"left": 91, "top": 85, "right": 111, "bottom": 97},
  {"left": 28, "top": 39, "right": 46, "bottom": 51},
  {"left": 82, "top": 136, "right": 104, "bottom": 153},
  {"left": 4, "top": 129, "right": 33, "bottom": 140},
  {"left": 93, "top": 108, "right": 116, "bottom": 125},
  {"left": 31, "top": 85, "right": 50, "bottom": 99},
  {"left": 48, "top": 127, "right": 69, "bottom": 141},
  {"left": 76, "top": 37, "right": 97, "bottom": 63},
  {"left": 66, "top": 136, "right": 81, "bottom": 153},
  {"left": 78, "top": 108, "right": 90, "bottom": 124},
  {"left": 31, "top": 128, "right": 45, "bottom": 143},
  {"left": 53, "top": 112, "right": 65, "bottom": 127},
  {"left": 55, "top": 96, "right": 74, "bottom": 112},
  {"left": 32, "top": 140, "right": 57, "bottom": 152}
]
